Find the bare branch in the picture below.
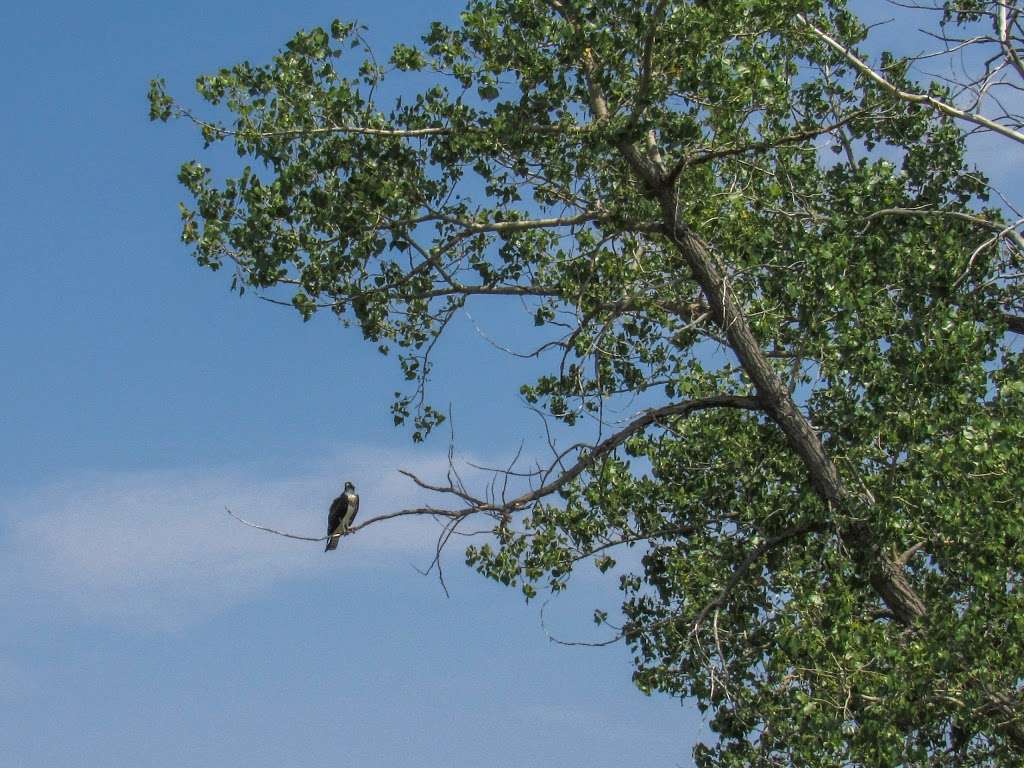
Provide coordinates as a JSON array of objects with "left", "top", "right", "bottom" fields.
[
  {"left": 398, "top": 468, "right": 484, "bottom": 508},
  {"left": 225, "top": 506, "right": 325, "bottom": 541},
  {"left": 668, "top": 109, "right": 871, "bottom": 181},
  {"left": 175, "top": 105, "right": 591, "bottom": 140},
  {"left": 997, "top": 2, "right": 1024, "bottom": 82},
  {"left": 540, "top": 598, "right": 624, "bottom": 647},
  {"left": 426, "top": 210, "right": 609, "bottom": 235},
  {"left": 511, "top": 395, "right": 764, "bottom": 508},
  {"left": 224, "top": 501, "right": 475, "bottom": 545},
  {"left": 862, "top": 206, "right": 1024, "bottom": 251},
  {"left": 798, "top": 14, "right": 1024, "bottom": 144}
]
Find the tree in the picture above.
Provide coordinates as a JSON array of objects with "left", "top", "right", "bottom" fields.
[{"left": 150, "top": 0, "right": 1024, "bottom": 764}]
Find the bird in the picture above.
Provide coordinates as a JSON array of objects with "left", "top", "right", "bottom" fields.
[{"left": 325, "top": 481, "right": 359, "bottom": 552}]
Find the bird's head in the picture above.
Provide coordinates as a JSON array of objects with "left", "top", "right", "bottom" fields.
[{"left": 344, "top": 481, "right": 355, "bottom": 492}]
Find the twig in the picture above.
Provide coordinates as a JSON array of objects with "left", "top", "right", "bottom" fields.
[{"left": 225, "top": 506, "right": 325, "bottom": 541}]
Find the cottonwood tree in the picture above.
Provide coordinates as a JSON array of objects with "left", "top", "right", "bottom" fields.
[{"left": 150, "top": 0, "right": 1024, "bottom": 764}]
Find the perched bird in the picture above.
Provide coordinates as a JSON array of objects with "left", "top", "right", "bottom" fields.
[{"left": 325, "top": 481, "right": 359, "bottom": 552}]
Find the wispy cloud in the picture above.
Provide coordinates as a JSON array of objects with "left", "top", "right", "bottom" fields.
[{"left": 0, "top": 447, "right": 471, "bottom": 630}]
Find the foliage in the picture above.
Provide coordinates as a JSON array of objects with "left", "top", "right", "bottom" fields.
[{"left": 151, "top": 1, "right": 1024, "bottom": 764}]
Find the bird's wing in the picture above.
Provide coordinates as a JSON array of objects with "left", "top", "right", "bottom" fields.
[{"left": 327, "top": 495, "right": 348, "bottom": 536}]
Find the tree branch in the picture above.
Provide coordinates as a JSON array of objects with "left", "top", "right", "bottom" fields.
[
  {"left": 1004, "top": 313, "right": 1024, "bottom": 333},
  {"left": 224, "top": 503, "right": 475, "bottom": 545},
  {"left": 545, "top": 0, "right": 667, "bottom": 184},
  {"left": 631, "top": 0, "right": 670, "bottom": 129},
  {"left": 514, "top": 395, "right": 764, "bottom": 506},
  {"left": 225, "top": 506, "right": 325, "bottom": 541},
  {"left": 862, "top": 206, "right": 1024, "bottom": 251},
  {"left": 668, "top": 109, "right": 871, "bottom": 182},
  {"left": 691, "top": 523, "right": 820, "bottom": 631},
  {"left": 175, "top": 105, "right": 591, "bottom": 140},
  {"left": 798, "top": 14, "right": 1024, "bottom": 145}
]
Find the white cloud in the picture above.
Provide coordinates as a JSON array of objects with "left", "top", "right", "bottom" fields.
[{"left": 0, "top": 446, "right": 478, "bottom": 631}]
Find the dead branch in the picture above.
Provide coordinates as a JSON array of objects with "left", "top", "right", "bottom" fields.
[
  {"left": 225, "top": 507, "right": 325, "bottom": 541},
  {"left": 224, "top": 503, "right": 474, "bottom": 545}
]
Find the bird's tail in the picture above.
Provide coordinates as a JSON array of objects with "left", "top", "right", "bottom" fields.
[{"left": 325, "top": 535, "right": 340, "bottom": 552}]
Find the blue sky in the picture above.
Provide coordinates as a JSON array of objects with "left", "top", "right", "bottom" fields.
[
  {"left": 1, "top": 1, "right": 1020, "bottom": 767},
  {"left": 0, "top": 2, "right": 704, "bottom": 766}
]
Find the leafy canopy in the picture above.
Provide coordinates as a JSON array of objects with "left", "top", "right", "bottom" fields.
[{"left": 151, "top": 1, "right": 1024, "bottom": 765}]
